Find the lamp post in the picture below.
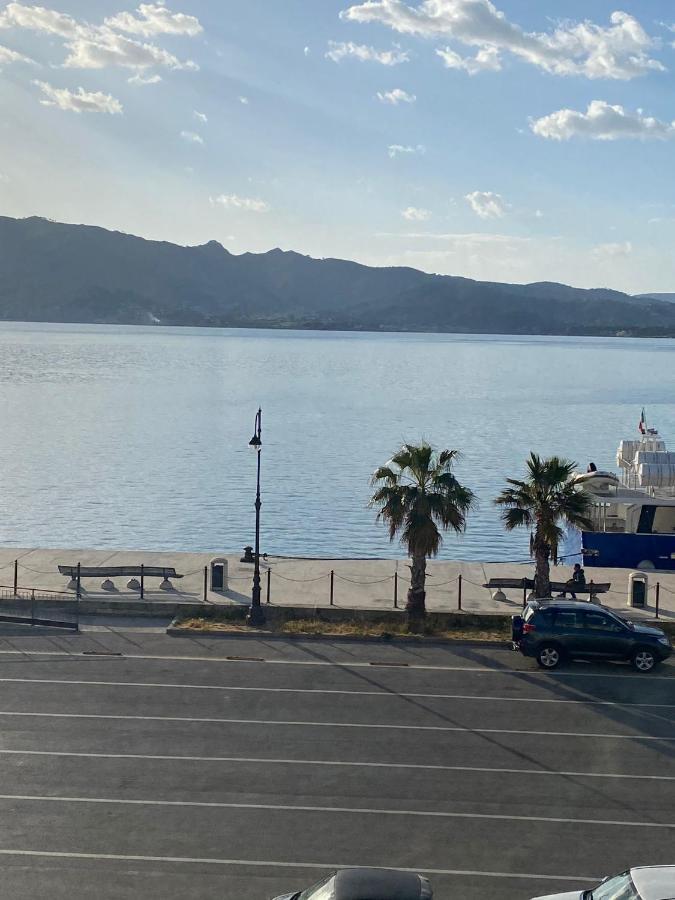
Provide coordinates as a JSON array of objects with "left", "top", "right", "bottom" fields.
[{"left": 247, "top": 407, "right": 264, "bottom": 626}]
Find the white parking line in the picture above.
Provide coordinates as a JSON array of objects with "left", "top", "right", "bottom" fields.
[
  {"left": 0, "top": 748, "right": 671, "bottom": 781},
  {"left": 0, "top": 677, "right": 672, "bottom": 708},
  {"left": 0, "top": 793, "right": 671, "bottom": 829},
  {"left": 0, "top": 647, "right": 671, "bottom": 679},
  {"left": 0, "top": 848, "right": 598, "bottom": 882},
  {"left": 0, "top": 710, "right": 671, "bottom": 740}
]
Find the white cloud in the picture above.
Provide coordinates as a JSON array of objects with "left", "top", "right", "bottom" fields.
[
  {"left": 33, "top": 79, "right": 122, "bottom": 113},
  {"left": 465, "top": 190, "right": 507, "bottom": 219},
  {"left": 303, "top": 45, "right": 310, "bottom": 56},
  {"left": 436, "top": 45, "right": 501, "bottom": 74},
  {"left": 105, "top": 3, "right": 202, "bottom": 37},
  {"left": 194, "top": 109, "right": 207, "bottom": 123},
  {"left": 0, "top": 172, "right": 10, "bottom": 183},
  {"left": 63, "top": 31, "right": 197, "bottom": 70},
  {"left": 239, "top": 95, "right": 249, "bottom": 104},
  {"left": 341, "top": 2, "right": 663, "bottom": 80},
  {"left": 326, "top": 40, "right": 409, "bottom": 65},
  {"left": 376, "top": 87, "right": 416, "bottom": 104},
  {"left": 210, "top": 194, "right": 271, "bottom": 213},
  {"left": 0, "top": 2, "right": 199, "bottom": 72},
  {"left": 402, "top": 206, "right": 431, "bottom": 221},
  {"left": 128, "top": 71, "right": 161, "bottom": 84},
  {"left": 0, "top": 3, "right": 80, "bottom": 38},
  {"left": 0, "top": 42, "right": 35, "bottom": 64},
  {"left": 388, "top": 143, "right": 425, "bottom": 157},
  {"left": 531, "top": 100, "right": 675, "bottom": 141},
  {"left": 591, "top": 240, "right": 632, "bottom": 260},
  {"left": 180, "top": 130, "right": 203, "bottom": 144}
]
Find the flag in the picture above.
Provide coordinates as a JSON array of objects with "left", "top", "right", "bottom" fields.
[{"left": 639, "top": 408, "right": 646, "bottom": 434}]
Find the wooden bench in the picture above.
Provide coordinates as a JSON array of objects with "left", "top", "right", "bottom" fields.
[
  {"left": 484, "top": 577, "right": 610, "bottom": 601},
  {"left": 58, "top": 566, "right": 183, "bottom": 579},
  {"left": 58, "top": 565, "right": 184, "bottom": 596}
]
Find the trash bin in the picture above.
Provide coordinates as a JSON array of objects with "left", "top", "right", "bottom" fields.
[
  {"left": 210, "top": 557, "right": 229, "bottom": 592},
  {"left": 628, "top": 571, "right": 648, "bottom": 608}
]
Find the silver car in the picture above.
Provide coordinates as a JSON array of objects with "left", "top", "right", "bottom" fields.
[
  {"left": 532, "top": 865, "right": 675, "bottom": 900},
  {"left": 272, "top": 867, "right": 433, "bottom": 900}
]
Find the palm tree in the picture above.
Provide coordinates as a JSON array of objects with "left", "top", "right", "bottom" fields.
[
  {"left": 370, "top": 443, "right": 475, "bottom": 622},
  {"left": 495, "top": 453, "right": 593, "bottom": 599}
]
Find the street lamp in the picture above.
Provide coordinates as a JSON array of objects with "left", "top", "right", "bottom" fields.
[{"left": 247, "top": 407, "right": 264, "bottom": 626}]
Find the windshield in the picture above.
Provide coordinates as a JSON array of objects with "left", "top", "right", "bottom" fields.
[
  {"left": 298, "top": 874, "right": 335, "bottom": 900},
  {"left": 591, "top": 872, "right": 640, "bottom": 900}
]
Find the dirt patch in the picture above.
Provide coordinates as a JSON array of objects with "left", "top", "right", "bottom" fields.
[{"left": 172, "top": 615, "right": 510, "bottom": 642}]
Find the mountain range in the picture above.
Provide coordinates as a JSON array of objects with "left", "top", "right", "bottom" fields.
[{"left": 1, "top": 215, "right": 674, "bottom": 337}]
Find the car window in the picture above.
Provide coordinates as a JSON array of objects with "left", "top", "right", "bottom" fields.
[
  {"left": 554, "top": 610, "right": 582, "bottom": 629},
  {"left": 592, "top": 872, "right": 640, "bottom": 900},
  {"left": 584, "top": 612, "right": 621, "bottom": 632},
  {"left": 535, "top": 609, "right": 554, "bottom": 626},
  {"left": 298, "top": 874, "right": 335, "bottom": 900}
]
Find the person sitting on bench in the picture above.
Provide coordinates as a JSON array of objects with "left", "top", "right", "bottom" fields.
[{"left": 558, "top": 563, "right": 586, "bottom": 599}]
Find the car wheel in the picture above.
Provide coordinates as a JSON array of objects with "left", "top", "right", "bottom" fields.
[
  {"left": 631, "top": 648, "right": 658, "bottom": 672},
  {"left": 536, "top": 644, "right": 563, "bottom": 669}
]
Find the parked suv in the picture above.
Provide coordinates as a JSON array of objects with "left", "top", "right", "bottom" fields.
[{"left": 512, "top": 600, "right": 672, "bottom": 671}]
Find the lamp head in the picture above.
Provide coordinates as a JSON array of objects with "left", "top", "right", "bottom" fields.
[{"left": 249, "top": 434, "right": 262, "bottom": 452}]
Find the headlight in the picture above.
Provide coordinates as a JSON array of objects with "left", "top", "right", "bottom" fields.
[{"left": 657, "top": 636, "right": 671, "bottom": 646}]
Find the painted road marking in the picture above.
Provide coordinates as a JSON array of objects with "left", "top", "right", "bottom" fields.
[
  {"left": 0, "top": 748, "right": 671, "bottom": 780},
  {"left": 0, "top": 710, "right": 671, "bottom": 740},
  {"left": 0, "top": 647, "right": 671, "bottom": 680},
  {"left": 0, "top": 677, "right": 671, "bottom": 708},
  {"left": 0, "top": 793, "right": 671, "bottom": 828},
  {"left": 0, "top": 848, "right": 598, "bottom": 882}
]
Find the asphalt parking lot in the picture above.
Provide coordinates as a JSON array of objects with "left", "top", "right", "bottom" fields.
[{"left": 0, "top": 627, "right": 671, "bottom": 900}]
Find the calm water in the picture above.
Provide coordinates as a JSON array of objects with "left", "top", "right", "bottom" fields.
[{"left": 0, "top": 322, "right": 673, "bottom": 561}]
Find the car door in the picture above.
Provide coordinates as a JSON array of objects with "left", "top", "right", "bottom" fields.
[
  {"left": 551, "top": 608, "right": 585, "bottom": 655},
  {"left": 579, "top": 610, "right": 632, "bottom": 658}
]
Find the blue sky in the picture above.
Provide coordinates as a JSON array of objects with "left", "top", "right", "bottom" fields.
[{"left": 1, "top": 0, "right": 675, "bottom": 293}]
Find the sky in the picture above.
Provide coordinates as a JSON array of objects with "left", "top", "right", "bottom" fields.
[{"left": 1, "top": 0, "right": 675, "bottom": 294}]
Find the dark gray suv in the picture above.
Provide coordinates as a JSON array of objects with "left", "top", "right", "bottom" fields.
[{"left": 512, "top": 600, "right": 672, "bottom": 671}]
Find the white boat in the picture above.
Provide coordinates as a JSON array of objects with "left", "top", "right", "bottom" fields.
[{"left": 578, "top": 412, "right": 675, "bottom": 570}]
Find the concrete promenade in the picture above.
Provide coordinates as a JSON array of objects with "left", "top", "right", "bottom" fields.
[{"left": 0, "top": 547, "right": 673, "bottom": 619}]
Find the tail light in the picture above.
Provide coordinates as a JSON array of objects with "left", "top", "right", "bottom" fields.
[{"left": 522, "top": 622, "right": 537, "bottom": 634}]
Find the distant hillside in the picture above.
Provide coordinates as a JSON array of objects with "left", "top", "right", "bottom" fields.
[
  {"left": 635, "top": 293, "right": 675, "bottom": 304},
  {"left": 2, "top": 215, "right": 675, "bottom": 336}
]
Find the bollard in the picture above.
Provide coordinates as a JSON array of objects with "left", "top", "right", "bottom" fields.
[
  {"left": 76, "top": 562, "right": 81, "bottom": 601},
  {"left": 13, "top": 559, "right": 17, "bottom": 596},
  {"left": 457, "top": 573, "right": 462, "bottom": 611},
  {"left": 330, "top": 570, "right": 335, "bottom": 606},
  {"left": 203, "top": 565, "right": 207, "bottom": 602},
  {"left": 31, "top": 589, "right": 35, "bottom": 623},
  {"left": 266, "top": 568, "right": 271, "bottom": 605},
  {"left": 393, "top": 571, "right": 398, "bottom": 609},
  {"left": 589, "top": 580, "right": 595, "bottom": 601},
  {"left": 141, "top": 563, "right": 145, "bottom": 600},
  {"left": 522, "top": 578, "right": 528, "bottom": 607},
  {"left": 655, "top": 582, "right": 660, "bottom": 619}
]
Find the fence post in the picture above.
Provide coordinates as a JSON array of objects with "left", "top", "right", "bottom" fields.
[
  {"left": 589, "top": 579, "right": 595, "bottom": 601},
  {"left": 31, "top": 589, "right": 35, "bottom": 623},
  {"left": 393, "top": 571, "right": 398, "bottom": 609},
  {"left": 457, "top": 573, "right": 462, "bottom": 611},
  {"left": 266, "top": 568, "right": 271, "bottom": 604},
  {"left": 522, "top": 578, "right": 528, "bottom": 607},
  {"left": 13, "top": 559, "right": 17, "bottom": 596},
  {"left": 330, "top": 570, "right": 334, "bottom": 606},
  {"left": 141, "top": 564, "right": 145, "bottom": 600},
  {"left": 655, "top": 582, "right": 660, "bottom": 619},
  {"left": 203, "top": 565, "right": 207, "bottom": 603},
  {"left": 76, "top": 562, "right": 81, "bottom": 601}
]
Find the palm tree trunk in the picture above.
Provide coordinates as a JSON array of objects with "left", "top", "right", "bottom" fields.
[
  {"left": 407, "top": 553, "right": 427, "bottom": 626},
  {"left": 533, "top": 532, "right": 551, "bottom": 598}
]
